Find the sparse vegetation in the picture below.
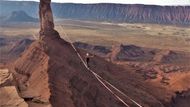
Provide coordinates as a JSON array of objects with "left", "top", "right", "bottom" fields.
[{"left": 1, "top": 20, "right": 190, "bottom": 52}]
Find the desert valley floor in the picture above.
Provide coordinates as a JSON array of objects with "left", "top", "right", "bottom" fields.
[{"left": 0, "top": 19, "right": 190, "bottom": 107}]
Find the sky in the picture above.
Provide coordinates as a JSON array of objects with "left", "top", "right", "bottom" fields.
[{"left": 8, "top": 0, "right": 190, "bottom": 5}]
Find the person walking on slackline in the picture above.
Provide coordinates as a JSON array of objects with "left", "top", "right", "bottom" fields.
[{"left": 85, "top": 53, "right": 94, "bottom": 67}]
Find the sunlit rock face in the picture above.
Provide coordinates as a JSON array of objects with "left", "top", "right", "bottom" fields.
[
  {"left": 0, "top": 69, "right": 14, "bottom": 87},
  {"left": 0, "top": 69, "right": 28, "bottom": 107},
  {"left": 0, "top": 86, "right": 28, "bottom": 107}
]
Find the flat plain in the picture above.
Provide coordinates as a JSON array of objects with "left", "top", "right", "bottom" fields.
[{"left": 1, "top": 19, "right": 190, "bottom": 52}]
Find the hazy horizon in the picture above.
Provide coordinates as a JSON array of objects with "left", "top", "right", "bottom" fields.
[{"left": 5, "top": 0, "right": 190, "bottom": 6}]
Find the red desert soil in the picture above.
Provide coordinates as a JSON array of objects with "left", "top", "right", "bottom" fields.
[
  {"left": 9, "top": 34, "right": 186, "bottom": 107},
  {"left": 0, "top": 37, "right": 187, "bottom": 107},
  {"left": 2, "top": 0, "right": 189, "bottom": 106}
]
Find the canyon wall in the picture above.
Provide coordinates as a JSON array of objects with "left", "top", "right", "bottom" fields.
[{"left": 1, "top": 1, "right": 190, "bottom": 25}]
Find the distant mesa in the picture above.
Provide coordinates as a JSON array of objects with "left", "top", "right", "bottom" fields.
[
  {"left": 74, "top": 42, "right": 156, "bottom": 62},
  {"left": 74, "top": 42, "right": 111, "bottom": 57},
  {"left": 0, "top": 1, "right": 190, "bottom": 25},
  {"left": 0, "top": 16, "right": 7, "bottom": 21},
  {"left": 161, "top": 50, "right": 190, "bottom": 65},
  {"left": 74, "top": 42, "right": 190, "bottom": 66},
  {"left": 6, "top": 11, "right": 38, "bottom": 22}
]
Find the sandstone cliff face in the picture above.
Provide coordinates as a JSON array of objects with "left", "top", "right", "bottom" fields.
[
  {"left": 39, "top": 0, "right": 55, "bottom": 36},
  {"left": 7, "top": 11, "right": 38, "bottom": 22},
  {"left": 0, "top": 86, "right": 28, "bottom": 107},
  {"left": 12, "top": 36, "right": 167, "bottom": 107},
  {"left": 53, "top": 4, "right": 190, "bottom": 25},
  {"left": 0, "top": 69, "right": 14, "bottom": 87},
  {"left": 1, "top": 1, "right": 190, "bottom": 25},
  {"left": 0, "top": 69, "right": 28, "bottom": 107}
]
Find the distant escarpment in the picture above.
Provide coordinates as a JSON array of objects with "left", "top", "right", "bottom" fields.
[
  {"left": 7, "top": 11, "right": 38, "bottom": 22},
  {"left": 0, "top": 1, "right": 190, "bottom": 25},
  {"left": 53, "top": 4, "right": 190, "bottom": 25}
]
